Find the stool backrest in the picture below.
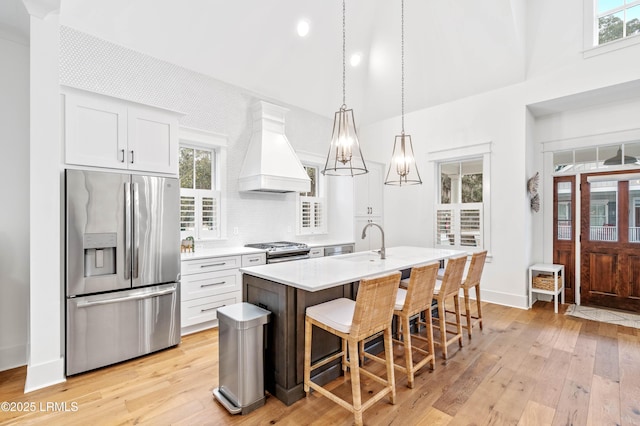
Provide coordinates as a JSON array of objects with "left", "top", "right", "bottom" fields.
[
  {"left": 439, "top": 256, "right": 467, "bottom": 298},
  {"left": 463, "top": 250, "right": 487, "bottom": 289},
  {"left": 403, "top": 263, "right": 439, "bottom": 314},
  {"left": 351, "top": 272, "right": 401, "bottom": 338}
]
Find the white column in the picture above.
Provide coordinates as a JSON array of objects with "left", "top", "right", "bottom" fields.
[{"left": 25, "top": 6, "right": 65, "bottom": 392}]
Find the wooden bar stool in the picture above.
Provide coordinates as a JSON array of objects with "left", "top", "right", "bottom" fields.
[
  {"left": 363, "top": 263, "right": 439, "bottom": 389},
  {"left": 460, "top": 251, "right": 487, "bottom": 338},
  {"left": 303, "top": 272, "right": 401, "bottom": 426},
  {"left": 431, "top": 255, "right": 466, "bottom": 360}
]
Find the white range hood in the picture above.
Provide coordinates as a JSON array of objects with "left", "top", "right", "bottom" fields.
[{"left": 238, "top": 101, "right": 311, "bottom": 193}]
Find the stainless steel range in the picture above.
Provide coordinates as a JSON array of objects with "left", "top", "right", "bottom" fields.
[{"left": 245, "top": 241, "right": 310, "bottom": 263}]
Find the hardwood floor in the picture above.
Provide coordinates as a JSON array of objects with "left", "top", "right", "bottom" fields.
[{"left": 1, "top": 301, "right": 639, "bottom": 425}]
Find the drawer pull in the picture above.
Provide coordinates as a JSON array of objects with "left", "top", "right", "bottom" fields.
[
  {"left": 200, "top": 262, "right": 226, "bottom": 268},
  {"left": 249, "top": 258, "right": 260, "bottom": 262},
  {"left": 200, "top": 281, "right": 226, "bottom": 288},
  {"left": 201, "top": 305, "right": 224, "bottom": 313}
]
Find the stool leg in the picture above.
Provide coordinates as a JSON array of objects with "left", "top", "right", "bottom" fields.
[
  {"left": 304, "top": 317, "right": 312, "bottom": 394},
  {"left": 425, "top": 311, "right": 436, "bottom": 370},
  {"left": 463, "top": 287, "right": 472, "bottom": 338},
  {"left": 342, "top": 338, "right": 348, "bottom": 371},
  {"left": 348, "top": 338, "right": 363, "bottom": 425},
  {"left": 454, "top": 294, "right": 463, "bottom": 348},
  {"left": 475, "top": 284, "right": 483, "bottom": 331},
  {"left": 438, "top": 299, "right": 447, "bottom": 360},
  {"left": 401, "top": 314, "right": 414, "bottom": 389},
  {"left": 383, "top": 327, "right": 396, "bottom": 404}
]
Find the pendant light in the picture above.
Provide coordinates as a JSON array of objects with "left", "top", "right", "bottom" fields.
[
  {"left": 384, "top": 0, "right": 422, "bottom": 185},
  {"left": 322, "top": 0, "right": 368, "bottom": 176}
]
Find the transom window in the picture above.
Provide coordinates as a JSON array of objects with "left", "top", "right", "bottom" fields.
[
  {"left": 179, "top": 146, "right": 221, "bottom": 240},
  {"left": 596, "top": 0, "right": 640, "bottom": 45}
]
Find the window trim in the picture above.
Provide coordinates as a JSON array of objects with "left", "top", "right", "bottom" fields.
[
  {"left": 179, "top": 127, "right": 228, "bottom": 240},
  {"left": 296, "top": 151, "right": 328, "bottom": 236},
  {"left": 583, "top": 0, "right": 640, "bottom": 57},
  {"left": 429, "top": 142, "right": 492, "bottom": 257}
]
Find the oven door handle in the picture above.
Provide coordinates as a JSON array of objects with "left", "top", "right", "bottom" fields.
[{"left": 268, "top": 254, "right": 310, "bottom": 264}]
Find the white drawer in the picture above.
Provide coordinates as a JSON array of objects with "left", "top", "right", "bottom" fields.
[
  {"left": 242, "top": 253, "right": 266, "bottom": 266},
  {"left": 309, "top": 247, "right": 324, "bottom": 258},
  {"left": 181, "top": 255, "right": 241, "bottom": 275},
  {"left": 181, "top": 270, "right": 239, "bottom": 301},
  {"left": 181, "top": 293, "right": 239, "bottom": 328}
]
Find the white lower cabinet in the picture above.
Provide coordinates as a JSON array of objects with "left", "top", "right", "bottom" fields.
[{"left": 180, "top": 252, "right": 265, "bottom": 335}]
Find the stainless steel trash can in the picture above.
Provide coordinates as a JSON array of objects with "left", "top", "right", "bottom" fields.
[{"left": 213, "top": 302, "right": 271, "bottom": 415}]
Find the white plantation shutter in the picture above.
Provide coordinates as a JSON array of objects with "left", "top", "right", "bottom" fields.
[
  {"left": 180, "top": 189, "right": 220, "bottom": 239},
  {"left": 436, "top": 203, "right": 483, "bottom": 250},
  {"left": 298, "top": 195, "right": 326, "bottom": 234}
]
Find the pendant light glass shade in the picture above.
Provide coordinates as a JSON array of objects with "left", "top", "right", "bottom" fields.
[
  {"left": 385, "top": 132, "right": 421, "bottom": 185},
  {"left": 322, "top": 0, "right": 368, "bottom": 177},
  {"left": 384, "top": 0, "right": 422, "bottom": 185}
]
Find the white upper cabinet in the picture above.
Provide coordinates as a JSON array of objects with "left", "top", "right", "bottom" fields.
[
  {"left": 354, "top": 161, "right": 384, "bottom": 217},
  {"left": 63, "top": 88, "right": 180, "bottom": 175}
]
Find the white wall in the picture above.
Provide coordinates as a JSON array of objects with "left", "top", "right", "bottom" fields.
[
  {"left": 360, "top": 84, "right": 531, "bottom": 308},
  {"left": 0, "top": 34, "right": 30, "bottom": 371}
]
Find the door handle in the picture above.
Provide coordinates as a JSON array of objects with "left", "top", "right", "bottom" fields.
[
  {"left": 130, "top": 150, "right": 135, "bottom": 164},
  {"left": 120, "top": 149, "right": 126, "bottom": 163},
  {"left": 77, "top": 287, "right": 176, "bottom": 308},
  {"left": 124, "top": 182, "right": 131, "bottom": 280},
  {"left": 132, "top": 182, "right": 139, "bottom": 279}
]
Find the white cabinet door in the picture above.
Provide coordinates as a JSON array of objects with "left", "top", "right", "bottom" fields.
[
  {"left": 127, "top": 106, "right": 178, "bottom": 174},
  {"left": 355, "top": 217, "right": 383, "bottom": 252},
  {"left": 354, "top": 162, "right": 384, "bottom": 216},
  {"left": 367, "top": 163, "right": 384, "bottom": 216},
  {"left": 64, "top": 91, "right": 128, "bottom": 170}
]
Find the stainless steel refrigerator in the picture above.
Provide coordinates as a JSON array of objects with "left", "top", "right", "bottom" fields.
[{"left": 65, "top": 169, "right": 181, "bottom": 375}]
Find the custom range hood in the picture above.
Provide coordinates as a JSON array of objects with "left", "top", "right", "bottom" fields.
[{"left": 238, "top": 101, "right": 311, "bottom": 193}]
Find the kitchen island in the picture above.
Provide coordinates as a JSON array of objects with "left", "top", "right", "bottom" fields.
[{"left": 240, "top": 246, "right": 465, "bottom": 406}]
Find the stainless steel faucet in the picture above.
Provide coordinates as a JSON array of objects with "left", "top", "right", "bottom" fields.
[{"left": 361, "top": 222, "right": 386, "bottom": 259}]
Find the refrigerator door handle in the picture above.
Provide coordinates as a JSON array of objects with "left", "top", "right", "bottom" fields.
[
  {"left": 76, "top": 286, "right": 177, "bottom": 308},
  {"left": 133, "top": 182, "right": 139, "bottom": 279},
  {"left": 124, "top": 182, "right": 131, "bottom": 281}
]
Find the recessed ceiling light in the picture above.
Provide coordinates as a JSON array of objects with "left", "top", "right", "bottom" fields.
[
  {"left": 350, "top": 52, "right": 362, "bottom": 67},
  {"left": 297, "top": 19, "right": 310, "bottom": 37}
]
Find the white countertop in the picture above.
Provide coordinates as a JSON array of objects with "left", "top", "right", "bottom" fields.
[
  {"left": 181, "top": 246, "right": 266, "bottom": 261},
  {"left": 240, "top": 246, "right": 466, "bottom": 292}
]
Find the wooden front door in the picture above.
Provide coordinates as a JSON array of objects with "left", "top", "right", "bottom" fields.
[
  {"left": 580, "top": 171, "right": 640, "bottom": 311},
  {"left": 553, "top": 176, "right": 576, "bottom": 303}
]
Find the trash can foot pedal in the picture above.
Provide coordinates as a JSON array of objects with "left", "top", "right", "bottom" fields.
[{"left": 213, "top": 387, "right": 242, "bottom": 415}]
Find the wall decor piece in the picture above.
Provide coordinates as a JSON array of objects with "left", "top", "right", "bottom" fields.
[
  {"left": 530, "top": 193, "right": 540, "bottom": 212},
  {"left": 527, "top": 171, "right": 539, "bottom": 196},
  {"left": 527, "top": 172, "right": 540, "bottom": 212}
]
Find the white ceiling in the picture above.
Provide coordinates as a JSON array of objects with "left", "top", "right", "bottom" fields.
[{"left": 2, "top": 0, "right": 527, "bottom": 124}]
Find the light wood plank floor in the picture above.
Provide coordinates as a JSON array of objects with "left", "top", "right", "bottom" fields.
[{"left": 1, "top": 301, "right": 639, "bottom": 426}]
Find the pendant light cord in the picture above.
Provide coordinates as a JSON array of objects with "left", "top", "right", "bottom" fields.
[
  {"left": 342, "top": 0, "right": 346, "bottom": 108},
  {"left": 401, "top": 0, "right": 405, "bottom": 134}
]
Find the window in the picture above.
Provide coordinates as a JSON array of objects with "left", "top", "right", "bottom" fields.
[
  {"left": 179, "top": 146, "right": 220, "bottom": 240},
  {"left": 297, "top": 164, "right": 327, "bottom": 235},
  {"left": 553, "top": 142, "right": 640, "bottom": 174},
  {"left": 595, "top": 0, "right": 640, "bottom": 45},
  {"left": 436, "top": 158, "right": 484, "bottom": 251}
]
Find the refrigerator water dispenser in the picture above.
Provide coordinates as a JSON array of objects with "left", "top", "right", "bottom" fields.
[{"left": 83, "top": 233, "right": 116, "bottom": 277}]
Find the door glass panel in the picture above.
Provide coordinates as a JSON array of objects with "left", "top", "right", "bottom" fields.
[
  {"left": 590, "top": 181, "right": 618, "bottom": 241},
  {"left": 630, "top": 180, "right": 640, "bottom": 243},
  {"left": 557, "top": 182, "right": 572, "bottom": 240}
]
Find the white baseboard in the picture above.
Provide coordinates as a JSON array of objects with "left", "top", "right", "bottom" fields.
[
  {"left": 24, "top": 357, "right": 65, "bottom": 393},
  {"left": 181, "top": 319, "right": 218, "bottom": 336},
  {"left": 0, "top": 343, "right": 27, "bottom": 372},
  {"left": 480, "top": 289, "right": 529, "bottom": 310}
]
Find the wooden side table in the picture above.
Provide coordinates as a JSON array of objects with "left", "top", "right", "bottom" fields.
[{"left": 529, "top": 263, "right": 565, "bottom": 313}]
